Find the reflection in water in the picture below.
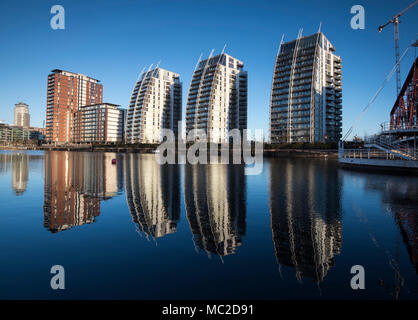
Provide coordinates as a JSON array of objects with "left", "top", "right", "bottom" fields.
[
  {"left": 0, "top": 153, "right": 12, "bottom": 175},
  {"left": 396, "top": 211, "right": 418, "bottom": 274},
  {"left": 0, "top": 152, "right": 42, "bottom": 195},
  {"left": 124, "top": 154, "right": 180, "bottom": 238},
  {"left": 269, "top": 159, "right": 342, "bottom": 283},
  {"left": 184, "top": 164, "right": 246, "bottom": 257},
  {"left": 2, "top": 150, "right": 418, "bottom": 299},
  {"left": 43, "top": 151, "right": 123, "bottom": 233},
  {"left": 364, "top": 175, "right": 418, "bottom": 274},
  {"left": 12, "top": 153, "right": 29, "bottom": 195}
]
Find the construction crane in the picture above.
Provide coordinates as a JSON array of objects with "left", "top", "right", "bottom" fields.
[{"left": 378, "top": 1, "right": 418, "bottom": 96}]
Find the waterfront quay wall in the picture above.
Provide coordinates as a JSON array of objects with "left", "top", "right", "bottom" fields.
[
  {"left": 1, "top": 144, "right": 338, "bottom": 158},
  {"left": 264, "top": 149, "right": 337, "bottom": 158}
]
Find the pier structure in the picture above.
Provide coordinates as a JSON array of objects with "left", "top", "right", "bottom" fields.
[{"left": 339, "top": 57, "right": 417, "bottom": 170}]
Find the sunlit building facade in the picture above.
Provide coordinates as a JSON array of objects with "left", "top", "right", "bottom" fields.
[
  {"left": 0, "top": 123, "right": 44, "bottom": 143},
  {"left": 270, "top": 32, "right": 342, "bottom": 143},
  {"left": 45, "top": 69, "right": 103, "bottom": 143},
  {"left": 14, "top": 102, "right": 30, "bottom": 128},
  {"left": 0, "top": 123, "right": 12, "bottom": 143},
  {"left": 186, "top": 52, "right": 247, "bottom": 143},
  {"left": 73, "top": 103, "right": 125, "bottom": 143},
  {"left": 126, "top": 67, "right": 182, "bottom": 143}
]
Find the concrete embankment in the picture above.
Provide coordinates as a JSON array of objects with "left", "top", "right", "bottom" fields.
[
  {"left": 39, "top": 146, "right": 156, "bottom": 153},
  {"left": 0, "top": 145, "right": 156, "bottom": 153},
  {"left": 264, "top": 149, "right": 338, "bottom": 158}
]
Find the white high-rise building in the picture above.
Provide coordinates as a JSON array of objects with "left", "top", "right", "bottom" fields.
[
  {"left": 14, "top": 102, "right": 30, "bottom": 127},
  {"left": 270, "top": 32, "right": 342, "bottom": 143},
  {"left": 125, "top": 67, "right": 182, "bottom": 144},
  {"left": 186, "top": 52, "right": 247, "bottom": 143}
]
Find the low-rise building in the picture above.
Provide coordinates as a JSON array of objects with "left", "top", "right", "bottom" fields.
[
  {"left": 73, "top": 103, "right": 125, "bottom": 143},
  {"left": 0, "top": 122, "right": 46, "bottom": 144},
  {"left": 0, "top": 123, "right": 13, "bottom": 143}
]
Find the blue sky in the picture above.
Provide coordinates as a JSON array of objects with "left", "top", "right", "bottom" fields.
[{"left": 0, "top": 0, "right": 417, "bottom": 139}]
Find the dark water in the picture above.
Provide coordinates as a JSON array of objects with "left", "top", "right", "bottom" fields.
[{"left": 0, "top": 150, "right": 417, "bottom": 300}]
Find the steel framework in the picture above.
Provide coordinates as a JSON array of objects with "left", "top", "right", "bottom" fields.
[{"left": 390, "top": 57, "right": 417, "bottom": 130}]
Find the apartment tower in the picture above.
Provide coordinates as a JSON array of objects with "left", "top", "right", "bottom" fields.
[
  {"left": 45, "top": 69, "right": 103, "bottom": 143},
  {"left": 125, "top": 67, "right": 182, "bottom": 144},
  {"left": 186, "top": 52, "right": 247, "bottom": 143},
  {"left": 73, "top": 103, "right": 125, "bottom": 143},
  {"left": 270, "top": 32, "right": 342, "bottom": 143},
  {"left": 14, "top": 102, "right": 30, "bottom": 127}
]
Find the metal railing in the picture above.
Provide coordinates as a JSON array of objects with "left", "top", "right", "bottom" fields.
[
  {"left": 340, "top": 148, "right": 408, "bottom": 160},
  {"left": 364, "top": 134, "right": 417, "bottom": 160},
  {"left": 380, "top": 121, "right": 418, "bottom": 132}
]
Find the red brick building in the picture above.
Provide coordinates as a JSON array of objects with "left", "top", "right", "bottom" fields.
[{"left": 45, "top": 69, "right": 103, "bottom": 143}]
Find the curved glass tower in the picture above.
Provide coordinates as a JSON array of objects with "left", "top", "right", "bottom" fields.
[
  {"left": 270, "top": 32, "right": 342, "bottom": 143},
  {"left": 126, "top": 67, "right": 182, "bottom": 144},
  {"left": 186, "top": 52, "right": 247, "bottom": 143}
]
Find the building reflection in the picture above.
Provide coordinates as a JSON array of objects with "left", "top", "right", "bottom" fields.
[
  {"left": 12, "top": 153, "right": 29, "bottom": 195},
  {"left": 124, "top": 154, "right": 180, "bottom": 238},
  {"left": 184, "top": 164, "right": 246, "bottom": 257},
  {"left": 43, "top": 151, "right": 123, "bottom": 233},
  {"left": 269, "top": 159, "right": 342, "bottom": 283},
  {"left": 0, "top": 152, "right": 42, "bottom": 195},
  {"left": 0, "top": 153, "right": 13, "bottom": 175},
  {"left": 364, "top": 176, "right": 418, "bottom": 274},
  {"left": 395, "top": 212, "right": 418, "bottom": 274}
]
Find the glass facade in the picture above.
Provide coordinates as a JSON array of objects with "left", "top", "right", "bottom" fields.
[
  {"left": 186, "top": 53, "right": 247, "bottom": 143},
  {"left": 270, "top": 32, "right": 342, "bottom": 143}
]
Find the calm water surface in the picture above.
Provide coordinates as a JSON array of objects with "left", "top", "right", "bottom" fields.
[{"left": 0, "top": 150, "right": 417, "bottom": 299}]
